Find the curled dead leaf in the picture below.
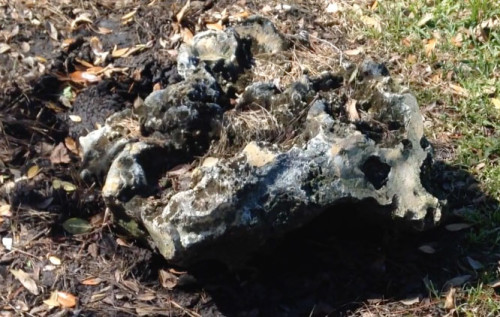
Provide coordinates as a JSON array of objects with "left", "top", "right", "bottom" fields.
[
  {"left": 56, "top": 291, "right": 77, "bottom": 308},
  {"left": 159, "top": 269, "right": 178, "bottom": 289},
  {"left": 70, "top": 14, "right": 93, "bottom": 31},
  {"left": 27, "top": 165, "right": 40, "bottom": 179},
  {"left": 444, "top": 287, "right": 456, "bottom": 310},
  {"left": 424, "top": 38, "right": 437, "bottom": 57},
  {"left": 50, "top": 142, "right": 71, "bottom": 164},
  {"left": 0, "top": 204, "right": 11, "bottom": 217},
  {"left": 65, "top": 137, "right": 80, "bottom": 155},
  {"left": 0, "top": 43, "right": 11, "bottom": 54},
  {"left": 176, "top": 0, "right": 191, "bottom": 23}
]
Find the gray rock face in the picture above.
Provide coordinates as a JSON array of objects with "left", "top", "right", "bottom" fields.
[{"left": 79, "top": 17, "right": 444, "bottom": 266}]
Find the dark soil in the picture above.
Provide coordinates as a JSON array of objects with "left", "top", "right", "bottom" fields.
[{"left": 0, "top": 0, "right": 497, "bottom": 316}]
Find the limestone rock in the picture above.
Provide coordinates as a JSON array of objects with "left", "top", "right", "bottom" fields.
[{"left": 78, "top": 17, "right": 444, "bottom": 266}]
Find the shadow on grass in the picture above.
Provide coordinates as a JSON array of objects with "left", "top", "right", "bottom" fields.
[{"left": 183, "top": 160, "right": 499, "bottom": 316}]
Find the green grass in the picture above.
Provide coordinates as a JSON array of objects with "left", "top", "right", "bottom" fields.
[{"left": 344, "top": 0, "right": 500, "bottom": 313}]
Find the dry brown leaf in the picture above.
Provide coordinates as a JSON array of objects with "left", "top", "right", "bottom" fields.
[
  {"left": 182, "top": 28, "right": 194, "bottom": 44},
  {"left": 231, "top": 10, "right": 250, "bottom": 20},
  {"left": 491, "top": 98, "right": 500, "bottom": 109},
  {"left": 56, "top": 291, "right": 77, "bottom": 308},
  {"left": 0, "top": 204, "right": 11, "bottom": 217},
  {"left": 345, "top": 98, "right": 359, "bottom": 122},
  {"left": 50, "top": 142, "right": 71, "bottom": 164},
  {"left": 401, "top": 37, "right": 412, "bottom": 47},
  {"left": 370, "top": 0, "right": 378, "bottom": 10},
  {"left": 65, "top": 137, "right": 80, "bottom": 155},
  {"left": 75, "top": 57, "right": 94, "bottom": 68},
  {"left": 47, "top": 22, "right": 58, "bottom": 41},
  {"left": 70, "top": 14, "right": 93, "bottom": 31},
  {"left": 451, "top": 33, "right": 463, "bottom": 47},
  {"left": 97, "top": 27, "right": 113, "bottom": 34},
  {"left": 69, "top": 71, "right": 101, "bottom": 84},
  {"left": 474, "top": 18, "right": 500, "bottom": 42},
  {"left": 61, "top": 38, "right": 77, "bottom": 50},
  {"left": 449, "top": 83, "right": 469, "bottom": 97},
  {"left": 0, "top": 43, "right": 11, "bottom": 54},
  {"left": 424, "top": 38, "right": 437, "bottom": 57},
  {"left": 69, "top": 114, "right": 82, "bottom": 123},
  {"left": 361, "top": 15, "right": 381, "bottom": 32},
  {"left": 400, "top": 296, "right": 420, "bottom": 306},
  {"left": 27, "top": 165, "right": 40, "bottom": 179},
  {"left": 417, "top": 13, "right": 433, "bottom": 27},
  {"left": 159, "top": 269, "right": 178, "bottom": 289},
  {"left": 176, "top": 0, "right": 191, "bottom": 23},
  {"left": 407, "top": 54, "right": 417, "bottom": 64},
  {"left": 137, "top": 292, "right": 156, "bottom": 301},
  {"left": 81, "top": 277, "right": 103, "bottom": 285},
  {"left": 48, "top": 255, "right": 62, "bottom": 266},
  {"left": 89, "top": 36, "right": 103, "bottom": 55},
  {"left": 153, "top": 83, "right": 162, "bottom": 91},
  {"left": 43, "top": 291, "right": 60, "bottom": 307},
  {"left": 10, "top": 269, "right": 39, "bottom": 295},
  {"left": 206, "top": 21, "right": 223, "bottom": 31},
  {"left": 112, "top": 46, "right": 130, "bottom": 58},
  {"left": 121, "top": 9, "right": 137, "bottom": 24},
  {"left": 344, "top": 47, "right": 364, "bottom": 56},
  {"left": 444, "top": 287, "right": 456, "bottom": 310}
]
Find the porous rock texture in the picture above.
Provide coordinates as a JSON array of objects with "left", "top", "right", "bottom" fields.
[{"left": 79, "top": 17, "right": 443, "bottom": 265}]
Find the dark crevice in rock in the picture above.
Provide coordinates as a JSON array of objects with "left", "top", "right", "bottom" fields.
[{"left": 360, "top": 156, "right": 391, "bottom": 190}]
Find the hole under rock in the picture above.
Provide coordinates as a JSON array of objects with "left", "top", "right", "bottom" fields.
[
  {"left": 180, "top": 201, "right": 464, "bottom": 316},
  {"left": 360, "top": 156, "right": 391, "bottom": 190}
]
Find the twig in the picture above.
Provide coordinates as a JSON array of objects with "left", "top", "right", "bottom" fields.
[{"left": 170, "top": 299, "right": 201, "bottom": 317}]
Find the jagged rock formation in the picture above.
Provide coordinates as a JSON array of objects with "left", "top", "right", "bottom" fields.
[{"left": 79, "top": 16, "right": 444, "bottom": 265}]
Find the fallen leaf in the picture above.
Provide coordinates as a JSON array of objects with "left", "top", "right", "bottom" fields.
[
  {"left": 466, "top": 256, "right": 484, "bottom": 270},
  {"left": 445, "top": 223, "right": 472, "bottom": 231},
  {"left": 370, "top": 0, "right": 378, "bottom": 10},
  {"left": 65, "top": 137, "right": 80, "bottom": 155},
  {"left": 97, "top": 27, "right": 113, "bottom": 34},
  {"left": 70, "top": 14, "right": 93, "bottom": 31},
  {"left": 0, "top": 43, "right": 11, "bottom": 54},
  {"left": 418, "top": 244, "right": 436, "bottom": 254},
  {"left": 56, "top": 291, "right": 77, "bottom": 308},
  {"left": 47, "top": 22, "right": 58, "bottom": 41},
  {"left": 112, "top": 46, "right": 130, "bottom": 58},
  {"left": 137, "top": 292, "right": 156, "bottom": 301},
  {"left": 50, "top": 142, "right": 71, "bottom": 164},
  {"left": 89, "top": 36, "right": 104, "bottom": 55},
  {"left": 325, "top": 2, "right": 339, "bottom": 13},
  {"left": 61, "top": 181, "right": 77, "bottom": 192},
  {"left": 176, "top": 0, "right": 191, "bottom": 23},
  {"left": 417, "top": 13, "right": 433, "bottom": 27},
  {"left": 451, "top": 33, "right": 463, "bottom": 47},
  {"left": 344, "top": 47, "right": 364, "bottom": 56},
  {"left": 62, "top": 218, "right": 92, "bottom": 234},
  {"left": 61, "top": 38, "right": 77, "bottom": 50},
  {"left": 48, "top": 255, "right": 62, "bottom": 266},
  {"left": 43, "top": 291, "right": 60, "bottom": 307},
  {"left": 400, "top": 296, "right": 420, "bottom": 306},
  {"left": 81, "top": 277, "right": 103, "bottom": 285},
  {"left": 206, "top": 21, "right": 223, "bottom": 31},
  {"left": 27, "top": 165, "right": 40, "bottom": 179},
  {"left": 345, "top": 98, "right": 360, "bottom": 122},
  {"left": 444, "top": 287, "right": 456, "bottom": 310},
  {"left": 69, "top": 114, "right": 82, "bottom": 122},
  {"left": 2, "top": 237, "right": 12, "bottom": 250},
  {"left": 449, "top": 83, "right": 469, "bottom": 97},
  {"left": 401, "top": 37, "right": 412, "bottom": 47},
  {"left": 69, "top": 71, "right": 101, "bottom": 84},
  {"left": 424, "top": 38, "right": 437, "bottom": 57},
  {"left": 488, "top": 279, "right": 500, "bottom": 288},
  {"left": 491, "top": 98, "right": 500, "bottom": 109},
  {"left": 159, "top": 269, "right": 178, "bottom": 289},
  {"left": 0, "top": 204, "right": 11, "bottom": 216},
  {"left": 10, "top": 269, "right": 39, "bottom": 295},
  {"left": 361, "top": 15, "right": 381, "bottom": 32},
  {"left": 182, "top": 28, "right": 194, "bottom": 44},
  {"left": 121, "top": 9, "right": 138, "bottom": 21}
]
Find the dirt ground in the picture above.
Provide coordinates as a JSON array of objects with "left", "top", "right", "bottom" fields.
[{"left": 0, "top": 0, "right": 497, "bottom": 316}]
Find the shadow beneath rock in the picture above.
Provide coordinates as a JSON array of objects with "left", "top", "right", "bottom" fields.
[{"left": 185, "top": 160, "right": 498, "bottom": 316}]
